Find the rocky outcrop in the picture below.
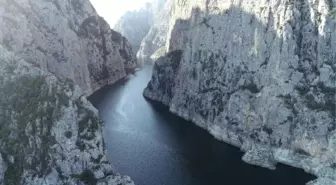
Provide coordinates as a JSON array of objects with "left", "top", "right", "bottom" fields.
[
  {"left": 0, "top": 45, "right": 134, "bottom": 185},
  {"left": 137, "top": 0, "right": 172, "bottom": 66},
  {"left": 144, "top": 0, "right": 336, "bottom": 184},
  {"left": 114, "top": 3, "right": 153, "bottom": 56},
  {"left": 0, "top": 0, "right": 136, "bottom": 94}
]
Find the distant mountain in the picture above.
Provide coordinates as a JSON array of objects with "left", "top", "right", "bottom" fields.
[
  {"left": 137, "top": 0, "right": 172, "bottom": 66},
  {"left": 114, "top": 0, "right": 170, "bottom": 67},
  {"left": 114, "top": 3, "right": 154, "bottom": 58}
]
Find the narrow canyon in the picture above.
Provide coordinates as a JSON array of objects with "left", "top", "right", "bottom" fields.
[{"left": 0, "top": 0, "right": 335, "bottom": 185}]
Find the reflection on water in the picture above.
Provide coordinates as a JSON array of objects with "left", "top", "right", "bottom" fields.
[{"left": 89, "top": 66, "right": 315, "bottom": 185}]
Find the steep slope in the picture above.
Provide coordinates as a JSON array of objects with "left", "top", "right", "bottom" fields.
[
  {"left": 114, "top": 3, "right": 153, "bottom": 57},
  {"left": 0, "top": 45, "right": 134, "bottom": 185},
  {"left": 137, "top": 0, "right": 172, "bottom": 66},
  {"left": 0, "top": 0, "right": 136, "bottom": 94},
  {"left": 144, "top": 0, "right": 336, "bottom": 184}
]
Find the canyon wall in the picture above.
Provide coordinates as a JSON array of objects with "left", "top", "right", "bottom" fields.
[
  {"left": 0, "top": 0, "right": 136, "bottom": 184},
  {"left": 0, "top": 0, "right": 136, "bottom": 95},
  {"left": 144, "top": 0, "right": 336, "bottom": 184}
]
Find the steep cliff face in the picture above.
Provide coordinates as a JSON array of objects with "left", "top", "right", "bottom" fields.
[
  {"left": 144, "top": 0, "right": 336, "bottom": 183},
  {"left": 0, "top": 0, "right": 136, "bottom": 184},
  {"left": 114, "top": 3, "right": 153, "bottom": 56},
  {"left": 0, "top": 45, "right": 134, "bottom": 185},
  {"left": 0, "top": 0, "right": 136, "bottom": 94},
  {"left": 137, "top": 0, "right": 172, "bottom": 66}
]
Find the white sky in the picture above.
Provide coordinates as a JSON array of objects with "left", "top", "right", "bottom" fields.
[{"left": 90, "top": 0, "right": 151, "bottom": 27}]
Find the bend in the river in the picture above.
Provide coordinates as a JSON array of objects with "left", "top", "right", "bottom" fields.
[{"left": 89, "top": 66, "right": 315, "bottom": 185}]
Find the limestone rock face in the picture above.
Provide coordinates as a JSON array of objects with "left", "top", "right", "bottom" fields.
[
  {"left": 137, "top": 0, "right": 172, "bottom": 66},
  {"left": 114, "top": 3, "right": 153, "bottom": 56},
  {"left": 0, "top": 0, "right": 136, "bottom": 94},
  {"left": 0, "top": 45, "right": 134, "bottom": 185},
  {"left": 144, "top": 0, "right": 336, "bottom": 183}
]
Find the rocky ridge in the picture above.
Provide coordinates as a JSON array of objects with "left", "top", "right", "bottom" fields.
[{"left": 144, "top": 0, "right": 336, "bottom": 184}]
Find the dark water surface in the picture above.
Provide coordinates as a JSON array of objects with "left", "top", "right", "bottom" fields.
[{"left": 89, "top": 66, "right": 315, "bottom": 185}]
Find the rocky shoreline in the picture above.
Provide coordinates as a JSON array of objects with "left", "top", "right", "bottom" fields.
[{"left": 143, "top": 88, "right": 336, "bottom": 185}]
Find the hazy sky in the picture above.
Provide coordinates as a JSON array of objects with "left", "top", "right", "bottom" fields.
[{"left": 90, "top": 0, "right": 151, "bottom": 27}]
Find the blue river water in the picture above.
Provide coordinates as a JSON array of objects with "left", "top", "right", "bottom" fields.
[{"left": 89, "top": 66, "right": 315, "bottom": 185}]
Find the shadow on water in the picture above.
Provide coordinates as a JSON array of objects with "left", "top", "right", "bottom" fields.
[{"left": 88, "top": 67, "right": 315, "bottom": 185}]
